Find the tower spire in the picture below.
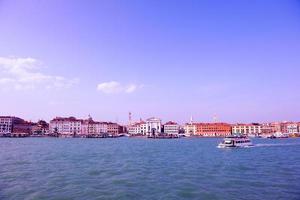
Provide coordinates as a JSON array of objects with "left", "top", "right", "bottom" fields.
[
  {"left": 213, "top": 114, "right": 218, "bottom": 123},
  {"left": 129, "top": 112, "right": 132, "bottom": 126}
]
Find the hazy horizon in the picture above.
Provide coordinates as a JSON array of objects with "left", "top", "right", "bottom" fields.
[{"left": 0, "top": 0, "right": 300, "bottom": 124}]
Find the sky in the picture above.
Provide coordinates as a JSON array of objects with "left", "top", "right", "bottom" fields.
[{"left": 0, "top": 0, "right": 300, "bottom": 124}]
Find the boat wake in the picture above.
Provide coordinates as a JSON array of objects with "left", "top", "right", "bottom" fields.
[{"left": 254, "top": 143, "right": 300, "bottom": 148}]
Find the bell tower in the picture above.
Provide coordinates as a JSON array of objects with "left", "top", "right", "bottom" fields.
[{"left": 128, "top": 112, "right": 132, "bottom": 126}]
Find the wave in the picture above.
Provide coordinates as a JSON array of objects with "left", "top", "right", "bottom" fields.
[{"left": 254, "top": 143, "right": 300, "bottom": 147}]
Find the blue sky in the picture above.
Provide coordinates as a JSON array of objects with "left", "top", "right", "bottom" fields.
[{"left": 0, "top": 0, "right": 299, "bottom": 124}]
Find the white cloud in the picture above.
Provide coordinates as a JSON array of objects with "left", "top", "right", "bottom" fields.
[
  {"left": 97, "top": 81, "right": 143, "bottom": 94},
  {"left": 0, "top": 56, "right": 78, "bottom": 90}
]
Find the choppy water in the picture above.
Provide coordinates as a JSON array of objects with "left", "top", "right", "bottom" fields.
[{"left": 0, "top": 137, "right": 300, "bottom": 200}]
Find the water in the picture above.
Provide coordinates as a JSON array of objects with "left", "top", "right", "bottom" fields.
[{"left": 0, "top": 137, "right": 300, "bottom": 200}]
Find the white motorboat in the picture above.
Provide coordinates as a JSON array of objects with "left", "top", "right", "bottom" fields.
[{"left": 218, "top": 136, "right": 253, "bottom": 148}]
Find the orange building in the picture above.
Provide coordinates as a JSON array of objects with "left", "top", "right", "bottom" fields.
[
  {"left": 194, "top": 123, "right": 231, "bottom": 137},
  {"left": 107, "top": 122, "right": 124, "bottom": 136}
]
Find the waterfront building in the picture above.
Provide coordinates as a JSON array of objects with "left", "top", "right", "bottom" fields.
[
  {"left": 31, "top": 120, "right": 49, "bottom": 136},
  {"left": 120, "top": 125, "right": 127, "bottom": 134},
  {"left": 194, "top": 123, "right": 231, "bottom": 137},
  {"left": 127, "top": 120, "right": 144, "bottom": 136},
  {"left": 107, "top": 122, "right": 123, "bottom": 136},
  {"left": 178, "top": 125, "right": 185, "bottom": 136},
  {"left": 232, "top": 123, "right": 262, "bottom": 136},
  {"left": 280, "top": 122, "right": 287, "bottom": 133},
  {"left": 272, "top": 122, "right": 282, "bottom": 133},
  {"left": 82, "top": 118, "right": 97, "bottom": 136},
  {"left": 146, "top": 117, "right": 162, "bottom": 136},
  {"left": 184, "top": 124, "right": 196, "bottom": 136},
  {"left": 128, "top": 122, "right": 140, "bottom": 135},
  {"left": 0, "top": 116, "right": 14, "bottom": 136},
  {"left": 0, "top": 116, "right": 25, "bottom": 136},
  {"left": 49, "top": 116, "right": 122, "bottom": 137},
  {"left": 184, "top": 117, "right": 196, "bottom": 136},
  {"left": 80, "top": 116, "right": 108, "bottom": 136},
  {"left": 261, "top": 122, "right": 281, "bottom": 135},
  {"left": 12, "top": 121, "right": 35, "bottom": 136},
  {"left": 261, "top": 123, "right": 275, "bottom": 136},
  {"left": 280, "top": 122, "right": 290, "bottom": 133},
  {"left": 279, "top": 122, "right": 298, "bottom": 134},
  {"left": 99, "top": 122, "right": 108, "bottom": 133},
  {"left": 49, "top": 117, "right": 82, "bottom": 137},
  {"left": 163, "top": 121, "right": 179, "bottom": 135},
  {"left": 261, "top": 123, "right": 272, "bottom": 135},
  {"left": 140, "top": 122, "right": 147, "bottom": 135},
  {"left": 128, "top": 120, "right": 147, "bottom": 136},
  {"left": 286, "top": 123, "right": 298, "bottom": 134}
]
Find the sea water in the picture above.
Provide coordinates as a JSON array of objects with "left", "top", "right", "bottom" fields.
[{"left": 0, "top": 137, "right": 299, "bottom": 200}]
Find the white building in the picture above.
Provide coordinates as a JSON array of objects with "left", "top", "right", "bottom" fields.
[
  {"left": 183, "top": 116, "right": 195, "bottom": 137},
  {"left": 184, "top": 124, "right": 196, "bottom": 136},
  {"left": 140, "top": 122, "right": 147, "bottom": 135},
  {"left": 146, "top": 117, "right": 162, "bottom": 136},
  {"left": 128, "top": 122, "right": 141, "bottom": 135},
  {"left": 232, "top": 124, "right": 262, "bottom": 136},
  {"left": 287, "top": 123, "right": 298, "bottom": 134},
  {"left": 81, "top": 118, "right": 108, "bottom": 136},
  {"left": 163, "top": 121, "right": 179, "bottom": 135},
  {"left": 0, "top": 116, "right": 13, "bottom": 135},
  {"left": 128, "top": 121, "right": 147, "bottom": 136},
  {"left": 0, "top": 116, "right": 24, "bottom": 135},
  {"left": 49, "top": 117, "right": 82, "bottom": 136},
  {"left": 50, "top": 116, "right": 111, "bottom": 137},
  {"left": 98, "top": 122, "right": 108, "bottom": 133}
]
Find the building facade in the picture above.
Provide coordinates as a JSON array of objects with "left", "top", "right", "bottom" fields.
[
  {"left": 128, "top": 121, "right": 147, "bottom": 136},
  {"left": 286, "top": 123, "right": 298, "bottom": 134},
  {"left": 261, "top": 122, "right": 281, "bottom": 135},
  {"left": 0, "top": 116, "right": 14, "bottom": 135},
  {"left": 31, "top": 120, "right": 49, "bottom": 135},
  {"left": 107, "top": 122, "right": 123, "bottom": 136},
  {"left": 232, "top": 123, "right": 262, "bottom": 136},
  {"left": 184, "top": 123, "right": 196, "bottom": 136},
  {"left": 128, "top": 122, "right": 140, "bottom": 135},
  {"left": 49, "top": 116, "right": 125, "bottom": 137},
  {"left": 12, "top": 121, "right": 34, "bottom": 136},
  {"left": 49, "top": 117, "right": 82, "bottom": 137},
  {"left": 194, "top": 123, "right": 231, "bottom": 137},
  {"left": 146, "top": 117, "right": 162, "bottom": 136},
  {"left": 140, "top": 122, "right": 147, "bottom": 135},
  {"left": 163, "top": 121, "right": 179, "bottom": 135},
  {"left": 81, "top": 117, "right": 108, "bottom": 136},
  {"left": 0, "top": 116, "right": 26, "bottom": 136}
]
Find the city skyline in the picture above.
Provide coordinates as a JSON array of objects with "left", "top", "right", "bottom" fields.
[
  {"left": 0, "top": 113, "right": 299, "bottom": 126},
  {"left": 0, "top": 0, "right": 300, "bottom": 124},
  {"left": 1, "top": 115, "right": 299, "bottom": 139}
]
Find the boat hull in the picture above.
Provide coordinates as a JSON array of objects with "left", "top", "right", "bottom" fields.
[{"left": 217, "top": 143, "right": 253, "bottom": 148}]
